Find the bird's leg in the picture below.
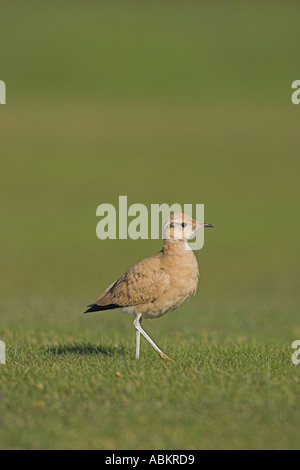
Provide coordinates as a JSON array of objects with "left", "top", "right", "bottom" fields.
[
  {"left": 135, "top": 317, "right": 141, "bottom": 360},
  {"left": 133, "top": 316, "right": 173, "bottom": 362}
]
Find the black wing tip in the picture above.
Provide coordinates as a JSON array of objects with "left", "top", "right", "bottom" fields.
[
  {"left": 84, "top": 304, "right": 97, "bottom": 314},
  {"left": 83, "top": 303, "right": 120, "bottom": 314}
]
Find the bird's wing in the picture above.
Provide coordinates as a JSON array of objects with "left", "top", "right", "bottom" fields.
[{"left": 95, "top": 254, "right": 170, "bottom": 308}]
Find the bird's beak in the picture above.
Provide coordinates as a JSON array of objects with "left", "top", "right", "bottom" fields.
[{"left": 197, "top": 222, "right": 215, "bottom": 229}]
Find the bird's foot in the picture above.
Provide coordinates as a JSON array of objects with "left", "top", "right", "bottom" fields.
[{"left": 158, "top": 351, "right": 174, "bottom": 362}]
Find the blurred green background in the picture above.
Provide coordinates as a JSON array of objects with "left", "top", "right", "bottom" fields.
[{"left": 1, "top": 0, "right": 300, "bottom": 450}]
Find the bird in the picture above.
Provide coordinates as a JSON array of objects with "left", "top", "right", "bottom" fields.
[{"left": 84, "top": 213, "right": 214, "bottom": 361}]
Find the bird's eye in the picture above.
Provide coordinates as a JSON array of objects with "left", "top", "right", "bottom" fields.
[{"left": 181, "top": 223, "right": 187, "bottom": 228}]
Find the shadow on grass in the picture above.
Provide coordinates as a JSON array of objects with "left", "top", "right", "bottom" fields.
[{"left": 45, "top": 341, "right": 126, "bottom": 357}]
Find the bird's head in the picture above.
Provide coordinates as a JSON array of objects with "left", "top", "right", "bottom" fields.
[{"left": 163, "top": 213, "right": 214, "bottom": 242}]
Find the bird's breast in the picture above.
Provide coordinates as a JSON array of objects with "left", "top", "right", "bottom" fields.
[{"left": 128, "top": 250, "right": 199, "bottom": 320}]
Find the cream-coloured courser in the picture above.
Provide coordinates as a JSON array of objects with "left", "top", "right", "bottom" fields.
[{"left": 84, "top": 213, "right": 214, "bottom": 361}]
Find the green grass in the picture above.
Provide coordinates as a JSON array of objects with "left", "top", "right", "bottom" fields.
[
  {"left": 1, "top": 0, "right": 300, "bottom": 450},
  {"left": 1, "top": 297, "right": 299, "bottom": 450},
  {"left": 1, "top": 322, "right": 299, "bottom": 450}
]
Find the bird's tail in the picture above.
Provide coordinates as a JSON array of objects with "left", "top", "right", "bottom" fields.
[{"left": 84, "top": 303, "right": 120, "bottom": 314}]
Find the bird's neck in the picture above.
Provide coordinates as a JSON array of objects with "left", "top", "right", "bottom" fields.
[{"left": 162, "top": 238, "right": 193, "bottom": 256}]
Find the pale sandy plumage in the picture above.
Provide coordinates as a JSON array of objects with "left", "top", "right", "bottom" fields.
[{"left": 84, "top": 213, "right": 213, "bottom": 361}]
